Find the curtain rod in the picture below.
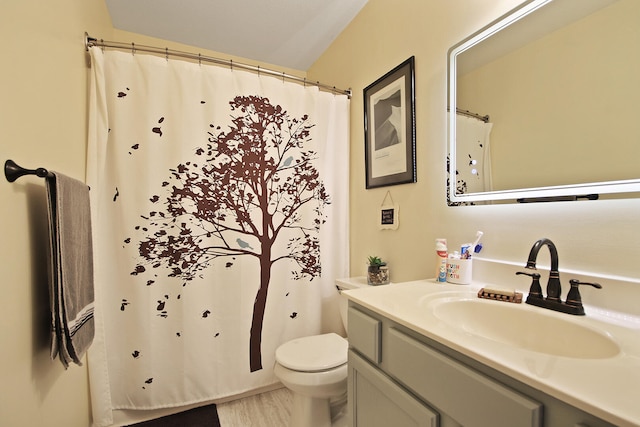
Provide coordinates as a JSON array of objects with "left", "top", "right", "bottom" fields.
[
  {"left": 84, "top": 33, "right": 351, "bottom": 98},
  {"left": 455, "top": 107, "right": 490, "bottom": 123}
]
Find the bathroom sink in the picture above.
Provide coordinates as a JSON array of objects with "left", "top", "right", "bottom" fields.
[{"left": 429, "top": 297, "right": 620, "bottom": 359}]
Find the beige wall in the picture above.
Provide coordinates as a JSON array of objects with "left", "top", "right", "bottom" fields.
[
  {"left": 308, "top": 0, "right": 640, "bottom": 283},
  {"left": 0, "top": 0, "right": 113, "bottom": 426}
]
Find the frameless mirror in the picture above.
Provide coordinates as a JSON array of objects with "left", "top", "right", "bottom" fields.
[{"left": 448, "top": 0, "right": 640, "bottom": 204}]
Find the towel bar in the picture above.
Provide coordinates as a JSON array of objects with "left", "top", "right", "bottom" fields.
[{"left": 4, "top": 159, "right": 53, "bottom": 182}]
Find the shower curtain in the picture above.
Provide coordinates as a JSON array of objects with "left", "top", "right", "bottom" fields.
[
  {"left": 454, "top": 114, "right": 493, "bottom": 194},
  {"left": 86, "top": 48, "right": 349, "bottom": 426}
]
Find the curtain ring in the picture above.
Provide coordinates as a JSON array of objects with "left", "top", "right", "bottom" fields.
[
  {"left": 131, "top": 42, "right": 135, "bottom": 56},
  {"left": 230, "top": 59, "right": 233, "bottom": 71},
  {"left": 303, "top": 78, "right": 306, "bottom": 87},
  {"left": 198, "top": 53, "right": 201, "bottom": 66},
  {"left": 257, "top": 66, "right": 260, "bottom": 76},
  {"left": 100, "top": 38, "right": 104, "bottom": 53},
  {"left": 165, "top": 47, "right": 169, "bottom": 62}
]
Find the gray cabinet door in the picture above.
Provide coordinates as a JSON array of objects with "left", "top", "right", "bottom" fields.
[{"left": 349, "top": 350, "right": 439, "bottom": 427}]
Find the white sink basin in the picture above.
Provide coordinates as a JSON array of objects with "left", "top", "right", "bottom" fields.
[{"left": 429, "top": 296, "right": 620, "bottom": 359}]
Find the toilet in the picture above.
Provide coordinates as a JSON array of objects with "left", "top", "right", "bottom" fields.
[{"left": 274, "top": 278, "right": 367, "bottom": 427}]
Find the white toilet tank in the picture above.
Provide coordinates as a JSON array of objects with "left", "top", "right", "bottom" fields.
[{"left": 335, "top": 277, "right": 369, "bottom": 331}]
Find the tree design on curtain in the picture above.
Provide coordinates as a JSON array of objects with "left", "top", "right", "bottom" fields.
[{"left": 129, "top": 95, "right": 330, "bottom": 372}]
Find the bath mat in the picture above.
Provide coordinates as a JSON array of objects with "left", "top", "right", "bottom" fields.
[{"left": 126, "top": 404, "right": 221, "bottom": 427}]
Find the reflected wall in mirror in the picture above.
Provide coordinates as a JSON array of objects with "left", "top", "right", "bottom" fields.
[{"left": 448, "top": 0, "right": 640, "bottom": 204}]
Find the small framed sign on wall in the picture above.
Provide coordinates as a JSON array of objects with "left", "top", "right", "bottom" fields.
[
  {"left": 378, "top": 191, "right": 399, "bottom": 230},
  {"left": 364, "top": 56, "right": 416, "bottom": 189}
]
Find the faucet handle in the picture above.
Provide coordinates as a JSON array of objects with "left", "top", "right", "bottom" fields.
[
  {"left": 566, "top": 279, "right": 602, "bottom": 308},
  {"left": 516, "top": 270, "right": 542, "bottom": 299}
]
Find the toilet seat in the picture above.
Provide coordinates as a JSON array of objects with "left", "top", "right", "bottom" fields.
[{"left": 275, "top": 333, "right": 348, "bottom": 372}]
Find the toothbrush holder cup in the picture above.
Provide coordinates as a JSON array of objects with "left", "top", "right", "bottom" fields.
[{"left": 446, "top": 258, "right": 472, "bottom": 285}]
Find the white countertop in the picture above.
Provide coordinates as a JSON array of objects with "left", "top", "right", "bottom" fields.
[{"left": 343, "top": 279, "right": 640, "bottom": 427}]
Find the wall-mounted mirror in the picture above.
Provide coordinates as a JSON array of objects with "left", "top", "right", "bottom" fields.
[{"left": 448, "top": 0, "right": 640, "bottom": 204}]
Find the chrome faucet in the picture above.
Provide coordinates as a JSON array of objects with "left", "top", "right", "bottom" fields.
[{"left": 516, "top": 238, "right": 602, "bottom": 315}]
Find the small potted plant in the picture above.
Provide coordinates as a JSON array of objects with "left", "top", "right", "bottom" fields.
[{"left": 367, "top": 256, "right": 390, "bottom": 286}]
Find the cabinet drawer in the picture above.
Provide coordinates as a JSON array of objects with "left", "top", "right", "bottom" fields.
[
  {"left": 348, "top": 306, "right": 381, "bottom": 363},
  {"left": 386, "top": 328, "right": 542, "bottom": 427},
  {"left": 349, "top": 350, "right": 439, "bottom": 427}
]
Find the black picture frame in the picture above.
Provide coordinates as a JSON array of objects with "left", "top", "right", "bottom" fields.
[{"left": 364, "top": 56, "right": 416, "bottom": 189}]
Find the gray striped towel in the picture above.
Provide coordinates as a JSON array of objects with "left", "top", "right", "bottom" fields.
[{"left": 46, "top": 172, "right": 95, "bottom": 367}]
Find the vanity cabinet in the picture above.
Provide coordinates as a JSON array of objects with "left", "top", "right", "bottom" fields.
[{"left": 347, "top": 303, "right": 616, "bottom": 427}]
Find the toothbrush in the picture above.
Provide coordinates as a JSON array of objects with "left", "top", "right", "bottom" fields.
[{"left": 471, "top": 231, "right": 483, "bottom": 253}]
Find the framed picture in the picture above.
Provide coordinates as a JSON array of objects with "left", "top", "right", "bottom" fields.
[{"left": 364, "top": 56, "right": 416, "bottom": 189}]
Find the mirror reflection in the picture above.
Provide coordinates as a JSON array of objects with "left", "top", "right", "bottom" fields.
[{"left": 449, "top": 0, "right": 640, "bottom": 204}]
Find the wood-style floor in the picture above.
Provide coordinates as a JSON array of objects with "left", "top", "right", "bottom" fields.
[
  {"left": 129, "top": 387, "right": 350, "bottom": 426},
  {"left": 217, "top": 388, "right": 293, "bottom": 427}
]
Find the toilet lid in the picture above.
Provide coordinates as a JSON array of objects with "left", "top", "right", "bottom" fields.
[{"left": 275, "top": 333, "right": 348, "bottom": 372}]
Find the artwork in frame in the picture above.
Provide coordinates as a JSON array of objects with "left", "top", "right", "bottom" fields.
[{"left": 364, "top": 56, "right": 416, "bottom": 189}]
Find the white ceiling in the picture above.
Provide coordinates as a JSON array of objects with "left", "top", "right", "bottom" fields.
[{"left": 105, "top": 0, "right": 368, "bottom": 71}]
